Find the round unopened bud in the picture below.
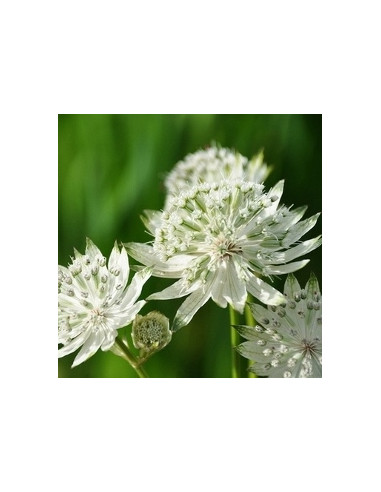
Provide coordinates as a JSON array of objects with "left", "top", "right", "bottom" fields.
[
  {"left": 132, "top": 311, "right": 171, "bottom": 353},
  {"left": 97, "top": 255, "right": 106, "bottom": 267}
]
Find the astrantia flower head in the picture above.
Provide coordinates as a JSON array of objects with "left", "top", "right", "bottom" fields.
[
  {"left": 58, "top": 238, "right": 151, "bottom": 367},
  {"left": 132, "top": 311, "right": 172, "bottom": 356},
  {"left": 235, "top": 273, "right": 322, "bottom": 378},
  {"left": 127, "top": 179, "right": 321, "bottom": 331},
  {"left": 164, "top": 144, "right": 270, "bottom": 197}
]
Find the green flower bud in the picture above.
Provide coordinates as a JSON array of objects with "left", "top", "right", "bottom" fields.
[{"left": 132, "top": 311, "right": 172, "bottom": 357}]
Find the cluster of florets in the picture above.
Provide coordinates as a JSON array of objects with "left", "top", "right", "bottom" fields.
[
  {"left": 59, "top": 143, "right": 322, "bottom": 378},
  {"left": 164, "top": 145, "right": 270, "bottom": 197},
  {"left": 58, "top": 239, "right": 150, "bottom": 367},
  {"left": 236, "top": 274, "right": 322, "bottom": 378},
  {"left": 154, "top": 180, "right": 266, "bottom": 262},
  {"left": 132, "top": 311, "right": 172, "bottom": 358},
  {"left": 128, "top": 175, "right": 321, "bottom": 331}
]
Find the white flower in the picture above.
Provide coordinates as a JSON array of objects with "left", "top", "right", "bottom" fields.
[
  {"left": 236, "top": 274, "right": 322, "bottom": 378},
  {"left": 164, "top": 144, "right": 270, "bottom": 198},
  {"left": 58, "top": 238, "right": 151, "bottom": 367},
  {"left": 127, "top": 179, "right": 321, "bottom": 331}
]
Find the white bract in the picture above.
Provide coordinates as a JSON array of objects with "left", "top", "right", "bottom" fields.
[
  {"left": 128, "top": 179, "right": 321, "bottom": 331},
  {"left": 164, "top": 145, "right": 270, "bottom": 198},
  {"left": 58, "top": 238, "right": 151, "bottom": 367},
  {"left": 236, "top": 274, "right": 322, "bottom": 378}
]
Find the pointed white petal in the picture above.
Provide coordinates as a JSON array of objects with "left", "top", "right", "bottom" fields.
[
  {"left": 125, "top": 242, "right": 159, "bottom": 268},
  {"left": 264, "top": 259, "right": 310, "bottom": 275},
  {"left": 116, "top": 300, "right": 146, "bottom": 328},
  {"left": 58, "top": 292, "right": 85, "bottom": 310},
  {"left": 247, "top": 275, "right": 285, "bottom": 305},
  {"left": 282, "top": 213, "right": 320, "bottom": 247},
  {"left": 236, "top": 341, "right": 278, "bottom": 362},
  {"left": 73, "top": 248, "right": 83, "bottom": 260},
  {"left": 141, "top": 210, "right": 163, "bottom": 235},
  {"left": 306, "top": 272, "right": 321, "bottom": 298},
  {"left": 117, "top": 244, "right": 130, "bottom": 286},
  {"left": 101, "top": 328, "right": 119, "bottom": 351},
  {"left": 172, "top": 286, "right": 212, "bottom": 331},
  {"left": 85, "top": 237, "right": 103, "bottom": 260},
  {"left": 104, "top": 243, "right": 129, "bottom": 298},
  {"left": 274, "top": 206, "right": 308, "bottom": 230},
  {"left": 126, "top": 243, "right": 192, "bottom": 278},
  {"left": 248, "top": 301, "right": 272, "bottom": 322},
  {"left": 234, "top": 325, "right": 259, "bottom": 341},
  {"left": 108, "top": 241, "right": 121, "bottom": 270},
  {"left": 161, "top": 255, "right": 194, "bottom": 272},
  {"left": 266, "top": 180, "right": 284, "bottom": 211},
  {"left": 255, "top": 180, "right": 285, "bottom": 221},
  {"left": 118, "top": 267, "right": 151, "bottom": 309},
  {"left": 210, "top": 261, "right": 228, "bottom": 308},
  {"left": 223, "top": 261, "right": 247, "bottom": 313},
  {"left": 72, "top": 329, "right": 104, "bottom": 367},
  {"left": 284, "top": 273, "right": 302, "bottom": 298},
  {"left": 247, "top": 149, "right": 271, "bottom": 182},
  {"left": 150, "top": 255, "right": 195, "bottom": 278},
  {"left": 271, "top": 237, "right": 322, "bottom": 264},
  {"left": 148, "top": 278, "right": 197, "bottom": 301},
  {"left": 58, "top": 329, "right": 91, "bottom": 358}
]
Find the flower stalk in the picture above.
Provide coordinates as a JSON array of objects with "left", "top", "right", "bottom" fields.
[
  {"left": 244, "top": 298, "right": 257, "bottom": 378},
  {"left": 230, "top": 306, "right": 242, "bottom": 378},
  {"left": 114, "top": 337, "right": 149, "bottom": 378}
]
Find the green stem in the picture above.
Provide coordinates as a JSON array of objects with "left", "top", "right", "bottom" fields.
[
  {"left": 244, "top": 299, "right": 255, "bottom": 326},
  {"left": 245, "top": 296, "right": 257, "bottom": 378},
  {"left": 229, "top": 306, "right": 242, "bottom": 378},
  {"left": 114, "top": 337, "right": 149, "bottom": 378}
]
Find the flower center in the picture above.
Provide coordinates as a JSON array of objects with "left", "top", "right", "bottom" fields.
[
  {"left": 90, "top": 308, "right": 105, "bottom": 322},
  {"left": 302, "top": 338, "right": 320, "bottom": 354},
  {"left": 212, "top": 235, "right": 242, "bottom": 259}
]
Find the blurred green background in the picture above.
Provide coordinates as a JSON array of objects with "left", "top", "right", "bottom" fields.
[{"left": 58, "top": 114, "right": 322, "bottom": 378}]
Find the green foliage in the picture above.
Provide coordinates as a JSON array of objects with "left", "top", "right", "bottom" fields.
[{"left": 58, "top": 114, "right": 321, "bottom": 378}]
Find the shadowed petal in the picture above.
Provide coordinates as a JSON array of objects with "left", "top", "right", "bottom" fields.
[
  {"left": 283, "top": 213, "right": 320, "bottom": 247},
  {"left": 210, "top": 261, "right": 228, "bottom": 308},
  {"left": 58, "top": 329, "right": 91, "bottom": 359},
  {"left": 247, "top": 275, "right": 285, "bottom": 305},
  {"left": 223, "top": 261, "right": 247, "bottom": 313},
  {"left": 101, "top": 327, "right": 118, "bottom": 351},
  {"left": 271, "top": 237, "right": 322, "bottom": 264},
  {"left": 141, "top": 210, "right": 163, "bottom": 235},
  {"left": 264, "top": 259, "right": 310, "bottom": 275},
  {"left": 284, "top": 273, "right": 302, "bottom": 298},
  {"left": 117, "top": 300, "right": 147, "bottom": 328},
  {"left": 85, "top": 237, "right": 103, "bottom": 260},
  {"left": 148, "top": 278, "right": 198, "bottom": 301},
  {"left": 126, "top": 242, "right": 192, "bottom": 278},
  {"left": 172, "top": 286, "right": 212, "bottom": 332},
  {"left": 118, "top": 267, "right": 152, "bottom": 309},
  {"left": 72, "top": 329, "right": 105, "bottom": 367}
]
